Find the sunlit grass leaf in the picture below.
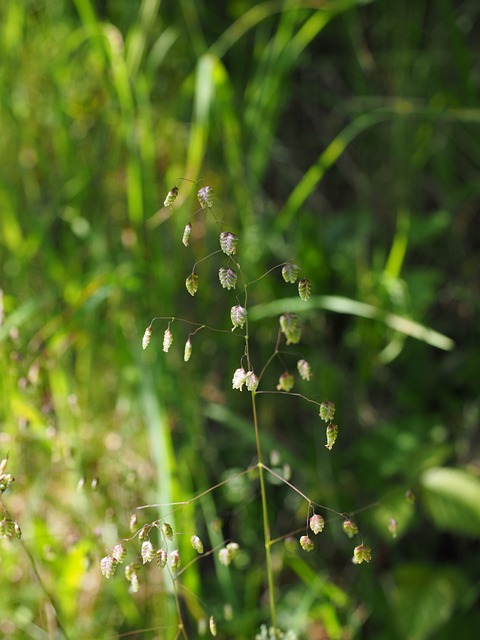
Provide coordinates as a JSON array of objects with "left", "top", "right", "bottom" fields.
[{"left": 420, "top": 467, "right": 480, "bottom": 537}]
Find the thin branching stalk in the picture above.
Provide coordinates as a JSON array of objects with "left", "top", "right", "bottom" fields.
[{"left": 251, "top": 391, "right": 277, "bottom": 629}]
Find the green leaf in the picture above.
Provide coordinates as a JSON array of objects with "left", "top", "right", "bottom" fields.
[
  {"left": 393, "top": 564, "right": 466, "bottom": 640},
  {"left": 420, "top": 467, "right": 480, "bottom": 536}
]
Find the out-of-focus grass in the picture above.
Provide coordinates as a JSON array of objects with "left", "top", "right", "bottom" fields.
[{"left": 1, "top": 0, "right": 480, "bottom": 638}]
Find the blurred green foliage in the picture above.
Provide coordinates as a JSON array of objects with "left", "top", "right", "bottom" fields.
[{"left": 1, "top": 0, "right": 479, "bottom": 638}]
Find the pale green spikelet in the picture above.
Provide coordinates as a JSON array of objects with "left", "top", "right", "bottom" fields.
[
  {"left": 319, "top": 401, "right": 335, "bottom": 422},
  {"left": 182, "top": 222, "right": 192, "bottom": 246},
  {"left": 197, "top": 185, "right": 213, "bottom": 209},
  {"left": 219, "top": 231, "right": 238, "bottom": 255},
  {"left": 353, "top": 544, "right": 372, "bottom": 564},
  {"left": 279, "top": 313, "right": 302, "bottom": 344},
  {"left": 309, "top": 514, "right": 325, "bottom": 534},
  {"left": 232, "top": 367, "right": 247, "bottom": 390},
  {"left": 299, "top": 535, "right": 314, "bottom": 551},
  {"left": 141, "top": 540, "right": 155, "bottom": 564},
  {"left": 230, "top": 305, "right": 247, "bottom": 330},
  {"left": 219, "top": 267, "right": 237, "bottom": 290},
  {"left": 282, "top": 262, "right": 300, "bottom": 283},
  {"left": 186, "top": 273, "right": 199, "bottom": 296},
  {"left": 298, "top": 278, "right": 311, "bottom": 302},
  {"left": 163, "top": 327, "right": 173, "bottom": 352},
  {"left": 209, "top": 615, "right": 217, "bottom": 637},
  {"left": 184, "top": 337, "right": 192, "bottom": 362},
  {"left": 142, "top": 325, "right": 152, "bottom": 350},
  {"left": 325, "top": 423, "right": 338, "bottom": 450},
  {"left": 164, "top": 186, "right": 178, "bottom": 208},
  {"left": 191, "top": 535, "right": 204, "bottom": 554},
  {"left": 297, "top": 359, "right": 311, "bottom": 381},
  {"left": 276, "top": 372, "right": 294, "bottom": 392}
]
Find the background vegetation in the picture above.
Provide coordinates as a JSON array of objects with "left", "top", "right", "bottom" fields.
[{"left": 1, "top": 0, "right": 479, "bottom": 638}]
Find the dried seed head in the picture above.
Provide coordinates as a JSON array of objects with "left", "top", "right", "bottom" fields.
[
  {"left": 164, "top": 186, "right": 179, "bottom": 208},
  {"left": 141, "top": 540, "right": 155, "bottom": 564},
  {"left": 219, "top": 231, "right": 238, "bottom": 255},
  {"left": 163, "top": 327, "right": 173, "bottom": 352},
  {"left": 100, "top": 555, "right": 117, "bottom": 578},
  {"left": 279, "top": 313, "right": 302, "bottom": 345},
  {"left": 186, "top": 273, "right": 199, "bottom": 296},
  {"left": 219, "top": 267, "right": 237, "bottom": 290},
  {"left": 182, "top": 222, "right": 192, "bottom": 247},
  {"left": 309, "top": 514, "right": 325, "bottom": 535},
  {"left": 209, "top": 615, "right": 217, "bottom": 637},
  {"left": 112, "top": 544, "right": 127, "bottom": 563},
  {"left": 299, "top": 535, "right": 314, "bottom": 552},
  {"left": 276, "top": 371, "right": 294, "bottom": 392},
  {"left": 197, "top": 185, "right": 213, "bottom": 209},
  {"left": 170, "top": 549, "right": 181, "bottom": 570},
  {"left": 282, "top": 262, "right": 300, "bottom": 284},
  {"left": 319, "top": 401, "right": 335, "bottom": 422},
  {"left": 342, "top": 519, "right": 358, "bottom": 538},
  {"left": 325, "top": 423, "right": 338, "bottom": 450},
  {"left": 298, "top": 278, "right": 311, "bottom": 302},
  {"left": 191, "top": 535, "right": 204, "bottom": 554},
  {"left": 232, "top": 367, "right": 247, "bottom": 391},
  {"left": 245, "top": 371, "right": 259, "bottom": 392},
  {"left": 353, "top": 544, "right": 372, "bottom": 564},
  {"left": 142, "top": 325, "right": 152, "bottom": 350},
  {"left": 230, "top": 305, "right": 247, "bottom": 331},
  {"left": 156, "top": 548, "right": 168, "bottom": 568},
  {"left": 297, "top": 359, "right": 312, "bottom": 381},
  {"left": 184, "top": 337, "right": 193, "bottom": 362},
  {"left": 162, "top": 522, "right": 174, "bottom": 541}
]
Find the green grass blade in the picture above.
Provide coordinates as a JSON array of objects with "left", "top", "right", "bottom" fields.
[{"left": 249, "top": 295, "right": 455, "bottom": 350}]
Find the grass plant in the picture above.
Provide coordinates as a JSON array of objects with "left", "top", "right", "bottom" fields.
[{"left": 1, "top": 1, "right": 480, "bottom": 639}]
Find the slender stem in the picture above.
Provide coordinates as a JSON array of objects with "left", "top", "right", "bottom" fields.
[
  {"left": 19, "top": 538, "right": 72, "bottom": 640},
  {"left": 251, "top": 392, "right": 276, "bottom": 630}
]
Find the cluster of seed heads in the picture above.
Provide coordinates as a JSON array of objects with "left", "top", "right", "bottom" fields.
[
  {"left": 298, "top": 510, "right": 371, "bottom": 563},
  {"left": 133, "top": 177, "right": 380, "bottom": 633},
  {"left": 101, "top": 512, "right": 240, "bottom": 634}
]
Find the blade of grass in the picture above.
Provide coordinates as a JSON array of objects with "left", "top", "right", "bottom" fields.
[
  {"left": 277, "top": 112, "right": 391, "bottom": 230},
  {"left": 248, "top": 295, "right": 455, "bottom": 351}
]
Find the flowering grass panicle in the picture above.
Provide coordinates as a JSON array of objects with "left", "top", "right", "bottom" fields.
[{"left": 103, "top": 179, "right": 378, "bottom": 639}]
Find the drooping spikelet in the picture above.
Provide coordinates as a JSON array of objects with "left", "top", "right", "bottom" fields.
[
  {"left": 182, "top": 222, "right": 192, "bottom": 246},
  {"left": 298, "top": 278, "right": 311, "bottom": 302},
  {"left": 186, "top": 273, "right": 199, "bottom": 296},
  {"left": 219, "top": 267, "right": 237, "bottom": 290},
  {"left": 197, "top": 185, "right": 213, "bottom": 209},
  {"left": 282, "top": 262, "right": 300, "bottom": 283},
  {"left": 163, "top": 327, "right": 173, "bottom": 353},
  {"left": 230, "top": 305, "right": 247, "bottom": 330},
  {"left": 219, "top": 231, "right": 238, "bottom": 255},
  {"left": 142, "top": 325, "right": 152, "bottom": 350},
  {"left": 164, "top": 186, "right": 179, "bottom": 208}
]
